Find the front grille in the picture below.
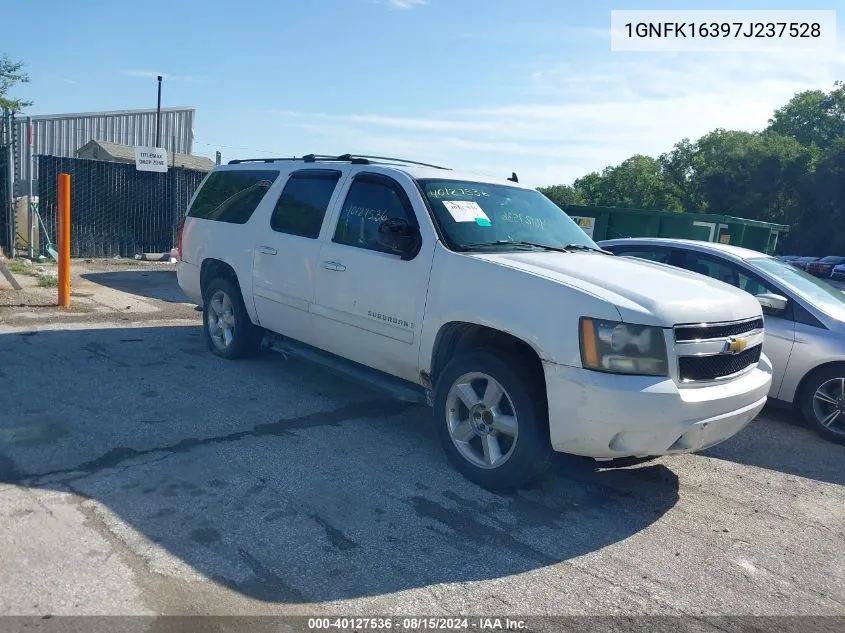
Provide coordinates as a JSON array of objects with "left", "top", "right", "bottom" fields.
[
  {"left": 678, "top": 345, "right": 762, "bottom": 382},
  {"left": 674, "top": 318, "right": 763, "bottom": 342}
]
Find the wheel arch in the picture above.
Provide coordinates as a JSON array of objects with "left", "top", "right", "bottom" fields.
[
  {"left": 428, "top": 322, "right": 547, "bottom": 401},
  {"left": 794, "top": 360, "right": 845, "bottom": 410},
  {"left": 200, "top": 258, "right": 259, "bottom": 325}
]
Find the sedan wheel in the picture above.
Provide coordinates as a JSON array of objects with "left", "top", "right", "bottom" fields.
[{"left": 800, "top": 367, "right": 845, "bottom": 445}]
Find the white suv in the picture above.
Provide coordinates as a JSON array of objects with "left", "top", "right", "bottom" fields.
[{"left": 176, "top": 154, "right": 773, "bottom": 490}]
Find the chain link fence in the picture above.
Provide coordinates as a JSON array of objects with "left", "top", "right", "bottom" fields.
[{"left": 35, "top": 156, "right": 208, "bottom": 258}]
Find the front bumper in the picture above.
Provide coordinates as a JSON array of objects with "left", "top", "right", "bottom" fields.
[{"left": 543, "top": 354, "right": 773, "bottom": 458}]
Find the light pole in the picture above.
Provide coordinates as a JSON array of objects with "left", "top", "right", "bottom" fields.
[{"left": 155, "top": 75, "right": 162, "bottom": 148}]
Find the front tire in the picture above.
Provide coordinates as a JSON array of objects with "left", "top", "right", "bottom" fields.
[
  {"left": 799, "top": 366, "right": 845, "bottom": 445},
  {"left": 433, "top": 349, "right": 553, "bottom": 491},
  {"left": 202, "top": 277, "right": 264, "bottom": 360}
]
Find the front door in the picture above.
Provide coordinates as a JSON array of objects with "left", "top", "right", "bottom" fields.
[
  {"left": 311, "top": 172, "right": 436, "bottom": 383},
  {"left": 252, "top": 168, "right": 345, "bottom": 345}
]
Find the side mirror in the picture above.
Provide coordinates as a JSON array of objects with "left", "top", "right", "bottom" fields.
[
  {"left": 377, "top": 217, "right": 421, "bottom": 260},
  {"left": 756, "top": 293, "right": 788, "bottom": 312}
]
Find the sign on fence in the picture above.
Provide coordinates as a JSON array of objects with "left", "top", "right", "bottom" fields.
[
  {"left": 570, "top": 215, "right": 596, "bottom": 238},
  {"left": 135, "top": 146, "right": 168, "bottom": 173}
]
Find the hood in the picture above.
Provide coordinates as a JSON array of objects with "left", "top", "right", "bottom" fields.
[{"left": 468, "top": 251, "right": 763, "bottom": 327}]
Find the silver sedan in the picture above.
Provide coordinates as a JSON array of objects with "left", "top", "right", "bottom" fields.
[{"left": 599, "top": 237, "right": 845, "bottom": 446}]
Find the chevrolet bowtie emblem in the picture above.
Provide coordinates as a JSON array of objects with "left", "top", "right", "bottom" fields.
[{"left": 725, "top": 337, "right": 748, "bottom": 354}]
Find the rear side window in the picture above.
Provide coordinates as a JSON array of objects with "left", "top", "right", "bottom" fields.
[
  {"left": 270, "top": 170, "right": 342, "bottom": 238},
  {"left": 188, "top": 169, "right": 280, "bottom": 224}
]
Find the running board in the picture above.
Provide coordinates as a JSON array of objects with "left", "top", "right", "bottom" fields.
[{"left": 264, "top": 333, "right": 432, "bottom": 407}]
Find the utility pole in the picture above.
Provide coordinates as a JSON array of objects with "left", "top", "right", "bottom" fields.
[{"left": 155, "top": 75, "right": 162, "bottom": 148}]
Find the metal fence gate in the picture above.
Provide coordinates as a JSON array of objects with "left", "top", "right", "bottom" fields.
[{"left": 36, "top": 156, "right": 207, "bottom": 258}]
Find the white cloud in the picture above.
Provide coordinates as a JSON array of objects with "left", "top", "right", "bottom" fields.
[
  {"left": 60, "top": 78, "right": 79, "bottom": 85},
  {"left": 267, "top": 36, "right": 845, "bottom": 187},
  {"left": 121, "top": 69, "right": 203, "bottom": 82},
  {"left": 383, "top": 0, "right": 427, "bottom": 8}
]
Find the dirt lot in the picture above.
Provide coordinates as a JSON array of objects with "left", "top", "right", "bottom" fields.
[{"left": 0, "top": 260, "right": 843, "bottom": 627}]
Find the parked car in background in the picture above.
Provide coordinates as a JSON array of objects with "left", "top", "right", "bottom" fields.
[
  {"left": 778, "top": 255, "right": 800, "bottom": 263},
  {"left": 791, "top": 256, "right": 820, "bottom": 271},
  {"left": 599, "top": 237, "right": 845, "bottom": 446},
  {"left": 806, "top": 256, "right": 845, "bottom": 278},
  {"left": 831, "top": 264, "right": 845, "bottom": 282}
]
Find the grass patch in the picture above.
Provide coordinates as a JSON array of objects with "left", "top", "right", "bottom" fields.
[
  {"left": 37, "top": 275, "right": 59, "bottom": 288},
  {"left": 6, "top": 259, "right": 34, "bottom": 275}
]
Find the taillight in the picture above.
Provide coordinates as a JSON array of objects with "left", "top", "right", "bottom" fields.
[{"left": 176, "top": 217, "right": 186, "bottom": 260}]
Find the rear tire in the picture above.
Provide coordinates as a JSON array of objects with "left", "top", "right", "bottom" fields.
[
  {"left": 799, "top": 366, "right": 845, "bottom": 445},
  {"left": 202, "top": 277, "right": 264, "bottom": 360},
  {"left": 433, "top": 349, "right": 553, "bottom": 491}
]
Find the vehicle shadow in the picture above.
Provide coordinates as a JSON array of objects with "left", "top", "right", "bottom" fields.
[
  {"left": 81, "top": 270, "right": 190, "bottom": 304},
  {"left": 701, "top": 405, "right": 844, "bottom": 487},
  {"left": 0, "top": 324, "right": 679, "bottom": 604}
]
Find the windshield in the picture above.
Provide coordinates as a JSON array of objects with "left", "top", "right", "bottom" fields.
[
  {"left": 417, "top": 179, "right": 598, "bottom": 251},
  {"left": 749, "top": 257, "right": 845, "bottom": 320},
  {"left": 819, "top": 256, "right": 845, "bottom": 264}
]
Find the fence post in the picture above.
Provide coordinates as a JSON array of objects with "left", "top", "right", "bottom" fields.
[{"left": 58, "top": 172, "right": 71, "bottom": 308}]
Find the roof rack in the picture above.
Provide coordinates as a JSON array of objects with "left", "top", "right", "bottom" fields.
[
  {"left": 228, "top": 154, "right": 451, "bottom": 170},
  {"left": 227, "top": 157, "right": 300, "bottom": 164},
  {"left": 342, "top": 154, "right": 452, "bottom": 170}
]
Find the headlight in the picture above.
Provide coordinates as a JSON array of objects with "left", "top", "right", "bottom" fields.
[{"left": 579, "top": 317, "right": 669, "bottom": 376}]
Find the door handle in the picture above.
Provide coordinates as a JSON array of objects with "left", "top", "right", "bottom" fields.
[
  {"left": 322, "top": 261, "right": 346, "bottom": 272},
  {"left": 258, "top": 246, "right": 277, "bottom": 255}
]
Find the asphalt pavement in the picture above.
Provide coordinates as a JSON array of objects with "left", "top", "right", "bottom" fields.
[{"left": 0, "top": 263, "right": 843, "bottom": 627}]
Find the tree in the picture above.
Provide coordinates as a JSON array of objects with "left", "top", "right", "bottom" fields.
[
  {"left": 681, "top": 129, "right": 809, "bottom": 223},
  {"left": 767, "top": 82, "right": 845, "bottom": 150},
  {"left": 537, "top": 184, "right": 586, "bottom": 207},
  {"left": 0, "top": 54, "right": 32, "bottom": 113},
  {"left": 571, "top": 155, "right": 681, "bottom": 211},
  {"left": 542, "top": 81, "right": 845, "bottom": 255}
]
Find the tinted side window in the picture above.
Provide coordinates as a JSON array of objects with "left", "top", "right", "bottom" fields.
[
  {"left": 333, "top": 175, "right": 414, "bottom": 253},
  {"left": 679, "top": 251, "right": 789, "bottom": 317},
  {"left": 679, "top": 252, "right": 739, "bottom": 285},
  {"left": 270, "top": 170, "right": 341, "bottom": 238},
  {"left": 188, "top": 169, "right": 280, "bottom": 224},
  {"left": 612, "top": 248, "right": 672, "bottom": 264}
]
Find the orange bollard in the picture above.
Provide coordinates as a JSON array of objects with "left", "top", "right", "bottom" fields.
[{"left": 57, "top": 173, "right": 71, "bottom": 308}]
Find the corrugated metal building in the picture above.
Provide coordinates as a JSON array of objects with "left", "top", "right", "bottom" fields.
[{"left": 11, "top": 106, "right": 195, "bottom": 193}]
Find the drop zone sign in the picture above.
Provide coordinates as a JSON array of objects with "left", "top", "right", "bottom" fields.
[{"left": 135, "top": 146, "right": 168, "bottom": 172}]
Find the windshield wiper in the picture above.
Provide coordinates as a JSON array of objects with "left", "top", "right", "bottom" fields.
[
  {"left": 461, "top": 240, "right": 571, "bottom": 253},
  {"left": 562, "top": 243, "right": 613, "bottom": 254}
]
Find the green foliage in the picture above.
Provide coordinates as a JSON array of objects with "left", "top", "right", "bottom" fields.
[
  {"left": 0, "top": 54, "right": 32, "bottom": 113},
  {"left": 767, "top": 82, "right": 845, "bottom": 149},
  {"left": 536, "top": 184, "right": 586, "bottom": 207},
  {"left": 544, "top": 81, "right": 845, "bottom": 255}
]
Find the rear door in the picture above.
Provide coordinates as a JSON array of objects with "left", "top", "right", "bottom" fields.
[
  {"left": 251, "top": 168, "right": 346, "bottom": 345},
  {"left": 311, "top": 171, "right": 436, "bottom": 383}
]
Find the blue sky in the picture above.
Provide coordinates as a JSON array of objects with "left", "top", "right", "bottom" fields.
[{"left": 4, "top": 0, "right": 843, "bottom": 186}]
